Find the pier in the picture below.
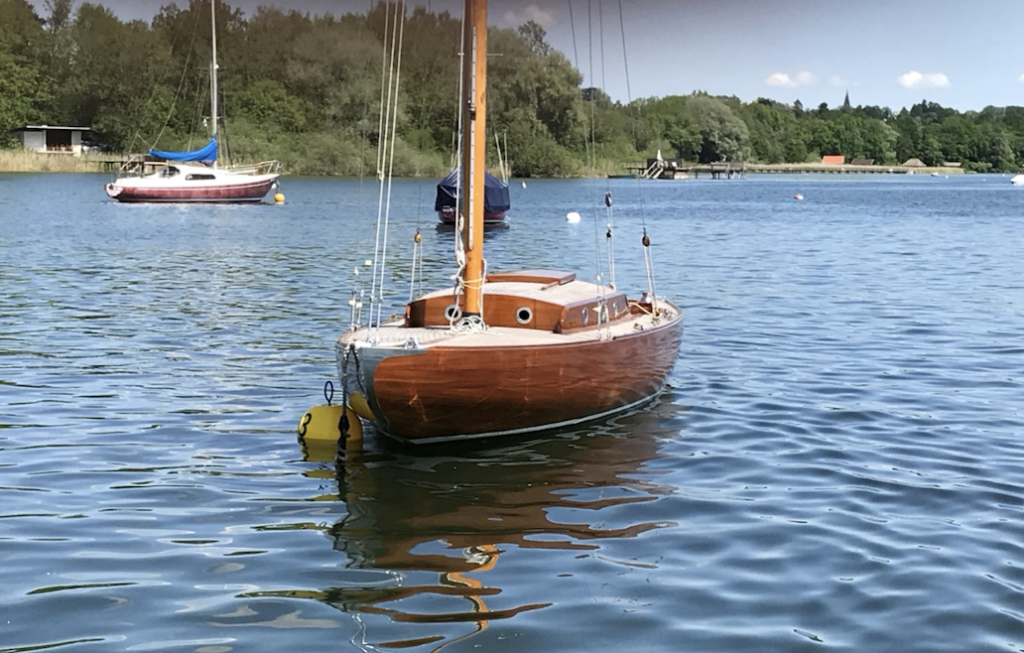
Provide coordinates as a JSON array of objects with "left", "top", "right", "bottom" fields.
[
  {"left": 90, "top": 153, "right": 164, "bottom": 174},
  {"left": 620, "top": 160, "right": 966, "bottom": 179}
]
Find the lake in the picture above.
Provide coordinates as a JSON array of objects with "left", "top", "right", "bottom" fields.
[{"left": 2, "top": 172, "right": 1023, "bottom": 652}]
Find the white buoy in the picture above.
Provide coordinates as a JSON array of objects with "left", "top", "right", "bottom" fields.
[
  {"left": 566, "top": 211, "right": 581, "bottom": 223},
  {"left": 521, "top": 181, "right": 527, "bottom": 188},
  {"left": 794, "top": 194, "right": 804, "bottom": 201}
]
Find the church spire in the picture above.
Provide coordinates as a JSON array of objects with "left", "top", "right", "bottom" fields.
[{"left": 842, "top": 90, "right": 851, "bottom": 110}]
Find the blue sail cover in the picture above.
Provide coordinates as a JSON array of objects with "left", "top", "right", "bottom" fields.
[
  {"left": 148, "top": 136, "right": 218, "bottom": 162},
  {"left": 434, "top": 168, "right": 511, "bottom": 213}
]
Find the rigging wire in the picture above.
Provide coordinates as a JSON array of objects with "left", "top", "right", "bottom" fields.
[
  {"left": 378, "top": 1, "right": 407, "bottom": 333},
  {"left": 375, "top": 5, "right": 392, "bottom": 178},
  {"left": 125, "top": 3, "right": 202, "bottom": 158},
  {"left": 566, "top": 0, "right": 579, "bottom": 71},
  {"left": 584, "top": 0, "right": 609, "bottom": 334},
  {"left": 368, "top": 1, "right": 407, "bottom": 340},
  {"left": 614, "top": 0, "right": 659, "bottom": 306},
  {"left": 598, "top": 0, "right": 617, "bottom": 292}
]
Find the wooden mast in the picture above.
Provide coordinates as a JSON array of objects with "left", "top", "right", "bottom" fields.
[
  {"left": 459, "top": 0, "right": 487, "bottom": 317},
  {"left": 210, "top": 0, "right": 219, "bottom": 169}
]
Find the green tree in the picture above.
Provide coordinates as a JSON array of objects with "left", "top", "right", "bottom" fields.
[
  {"left": 686, "top": 95, "right": 750, "bottom": 162},
  {"left": 0, "top": 0, "right": 49, "bottom": 145}
]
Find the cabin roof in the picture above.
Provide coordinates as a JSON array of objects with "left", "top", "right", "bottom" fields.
[{"left": 11, "top": 125, "right": 91, "bottom": 132}]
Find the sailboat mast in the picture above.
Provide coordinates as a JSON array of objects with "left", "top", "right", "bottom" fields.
[
  {"left": 459, "top": 0, "right": 487, "bottom": 316},
  {"left": 209, "top": 0, "right": 219, "bottom": 168}
]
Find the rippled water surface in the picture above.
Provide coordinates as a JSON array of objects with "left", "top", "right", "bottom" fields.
[{"left": 2, "top": 172, "right": 1024, "bottom": 652}]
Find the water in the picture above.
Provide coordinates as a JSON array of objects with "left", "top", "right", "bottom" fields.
[{"left": 2, "top": 172, "right": 1024, "bottom": 652}]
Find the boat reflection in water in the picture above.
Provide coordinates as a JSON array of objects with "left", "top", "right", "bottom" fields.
[{"left": 295, "top": 403, "right": 681, "bottom": 651}]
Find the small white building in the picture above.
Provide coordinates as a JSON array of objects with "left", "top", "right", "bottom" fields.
[{"left": 11, "top": 125, "right": 91, "bottom": 155}]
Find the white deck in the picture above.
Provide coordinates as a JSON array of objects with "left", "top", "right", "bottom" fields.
[
  {"left": 338, "top": 300, "right": 679, "bottom": 350},
  {"left": 417, "top": 278, "right": 615, "bottom": 305}
]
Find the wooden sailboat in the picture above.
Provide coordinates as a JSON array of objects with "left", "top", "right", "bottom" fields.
[
  {"left": 335, "top": 0, "right": 683, "bottom": 444},
  {"left": 105, "top": 0, "right": 279, "bottom": 203}
]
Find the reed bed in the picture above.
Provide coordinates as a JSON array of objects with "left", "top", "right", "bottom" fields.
[{"left": 0, "top": 150, "right": 108, "bottom": 173}]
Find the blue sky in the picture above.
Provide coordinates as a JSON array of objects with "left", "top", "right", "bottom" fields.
[{"left": 28, "top": 0, "right": 1024, "bottom": 112}]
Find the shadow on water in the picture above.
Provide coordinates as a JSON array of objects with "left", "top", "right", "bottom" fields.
[
  {"left": 434, "top": 221, "right": 511, "bottom": 232},
  {"left": 278, "top": 399, "right": 686, "bottom": 651}
]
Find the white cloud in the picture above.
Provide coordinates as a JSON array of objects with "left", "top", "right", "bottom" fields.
[
  {"left": 897, "top": 71, "right": 950, "bottom": 89},
  {"left": 500, "top": 5, "right": 554, "bottom": 28},
  {"left": 829, "top": 76, "right": 848, "bottom": 87},
  {"left": 1018, "top": 73, "right": 1024, "bottom": 83},
  {"left": 766, "top": 71, "right": 816, "bottom": 88}
]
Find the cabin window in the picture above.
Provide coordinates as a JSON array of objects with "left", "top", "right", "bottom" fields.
[
  {"left": 581, "top": 306, "right": 589, "bottom": 326},
  {"left": 159, "top": 166, "right": 180, "bottom": 178},
  {"left": 186, "top": 174, "right": 216, "bottom": 181},
  {"left": 515, "top": 307, "right": 533, "bottom": 324}
]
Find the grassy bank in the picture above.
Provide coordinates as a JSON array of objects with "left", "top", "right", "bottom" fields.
[{"left": 0, "top": 150, "right": 109, "bottom": 173}]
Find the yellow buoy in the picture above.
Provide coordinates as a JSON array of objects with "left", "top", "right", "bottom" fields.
[
  {"left": 297, "top": 404, "right": 362, "bottom": 443},
  {"left": 274, "top": 192, "right": 285, "bottom": 204}
]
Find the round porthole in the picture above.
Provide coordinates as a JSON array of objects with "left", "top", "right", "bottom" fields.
[
  {"left": 581, "top": 306, "right": 589, "bottom": 326},
  {"left": 515, "top": 306, "right": 533, "bottom": 324},
  {"left": 444, "top": 304, "right": 462, "bottom": 321}
]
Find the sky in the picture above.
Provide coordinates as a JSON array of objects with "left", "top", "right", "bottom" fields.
[{"left": 26, "top": 0, "right": 1024, "bottom": 112}]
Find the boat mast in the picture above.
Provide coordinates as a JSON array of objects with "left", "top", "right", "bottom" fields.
[
  {"left": 459, "top": 0, "right": 486, "bottom": 317},
  {"left": 209, "top": 0, "right": 219, "bottom": 169}
]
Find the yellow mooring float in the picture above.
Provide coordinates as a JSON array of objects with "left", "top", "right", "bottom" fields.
[{"left": 297, "top": 381, "right": 362, "bottom": 453}]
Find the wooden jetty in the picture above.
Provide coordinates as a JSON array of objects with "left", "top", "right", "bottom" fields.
[
  {"left": 90, "top": 153, "right": 165, "bottom": 174},
  {"left": 621, "top": 160, "right": 965, "bottom": 179}
]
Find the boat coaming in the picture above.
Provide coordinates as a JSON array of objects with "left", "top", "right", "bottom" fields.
[
  {"left": 105, "top": 163, "right": 279, "bottom": 203},
  {"left": 336, "top": 300, "right": 683, "bottom": 444}
]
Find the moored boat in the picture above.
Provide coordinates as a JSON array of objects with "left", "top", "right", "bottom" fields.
[
  {"left": 334, "top": 0, "right": 683, "bottom": 445},
  {"left": 105, "top": 150, "right": 279, "bottom": 203},
  {"left": 104, "top": 1, "right": 279, "bottom": 203},
  {"left": 435, "top": 167, "right": 510, "bottom": 224}
]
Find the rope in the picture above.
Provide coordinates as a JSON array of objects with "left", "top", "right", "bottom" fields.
[{"left": 451, "top": 7, "right": 467, "bottom": 318}]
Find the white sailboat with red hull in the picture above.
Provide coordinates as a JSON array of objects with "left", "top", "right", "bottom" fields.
[
  {"left": 105, "top": 0, "right": 279, "bottom": 204},
  {"left": 335, "top": 0, "right": 683, "bottom": 444}
]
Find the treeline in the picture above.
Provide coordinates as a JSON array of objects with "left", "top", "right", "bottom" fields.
[{"left": 3, "top": 0, "right": 1023, "bottom": 175}]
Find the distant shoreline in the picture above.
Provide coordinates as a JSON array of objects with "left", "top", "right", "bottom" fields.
[{"left": 0, "top": 150, "right": 970, "bottom": 178}]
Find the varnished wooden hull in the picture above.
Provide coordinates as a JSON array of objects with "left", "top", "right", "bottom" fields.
[{"left": 338, "top": 303, "right": 683, "bottom": 443}]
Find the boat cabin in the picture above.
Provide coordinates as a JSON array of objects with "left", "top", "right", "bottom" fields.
[{"left": 405, "top": 270, "right": 634, "bottom": 333}]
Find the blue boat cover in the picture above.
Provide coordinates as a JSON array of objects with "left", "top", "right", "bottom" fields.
[
  {"left": 148, "top": 136, "right": 218, "bottom": 162},
  {"left": 434, "top": 168, "right": 511, "bottom": 213}
]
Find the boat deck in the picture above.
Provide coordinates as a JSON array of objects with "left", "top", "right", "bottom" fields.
[{"left": 338, "top": 300, "right": 680, "bottom": 350}]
